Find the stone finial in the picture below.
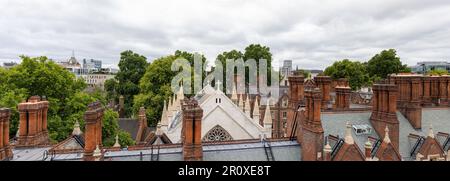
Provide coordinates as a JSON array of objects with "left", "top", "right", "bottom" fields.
[
  {"left": 113, "top": 135, "right": 121, "bottom": 148},
  {"left": 428, "top": 124, "right": 434, "bottom": 138},
  {"left": 178, "top": 84, "right": 184, "bottom": 100},
  {"left": 160, "top": 101, "right": 167, "bottom": 123},
  {"left": 72, "top": 120, "right": 82, "bottom": 136},
  {"left": 324, "top": 142, "right": 332, "bottom": 153},
  {"left": 231, "top": 83, "right": 238, "bottom": 102},
  {"left": 383, "top": 126, "right": 391, "bottom": 143},
  {"left": 156, "top": 122, "right": 162, "bottom": 135},
  {"left": 93, "top": 145, "right": 101, "bottom": 157},
  {"left": 365, "top": 139, "right": 372, "bottom": 149},
  {"left": 244, "top": 94, "right": 251, "bottom": 117},
  {"left": 264, "top": 100, "right": 273, "bottom": 125},
  {"left": 344, "top": 122, "right": 354, "bottom": 144},
  {"left": 252, "top": 99, "right": 260, "bottom": 122}
]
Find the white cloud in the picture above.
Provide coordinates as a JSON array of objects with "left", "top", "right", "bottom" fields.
[{"left": 1, "top": 0, "right": 450, "bottom": 69}]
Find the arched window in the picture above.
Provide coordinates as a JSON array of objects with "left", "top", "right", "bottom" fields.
[{"left": 202, "top": 125, "right": 233, "bottom": 142}]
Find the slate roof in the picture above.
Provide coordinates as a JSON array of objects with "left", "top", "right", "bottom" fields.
[{"left": 105, "top": 140, "right": 300, "bottom": 161}]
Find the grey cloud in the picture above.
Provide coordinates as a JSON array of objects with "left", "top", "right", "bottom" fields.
[{"left": 1, "top": 0, "right": 450, "bottom": 69}]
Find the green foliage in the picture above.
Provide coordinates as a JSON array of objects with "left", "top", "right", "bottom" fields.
[
  {"left": 324, "top": 59, "right": 372, "bottom": 90},
  {"left": 367, "top": 49, "right": 410, "bottom": 79},
  {"left": 0, "top": 55, "right": 133, "bottom": 147},
  {"left": 244, "top": 44, "right": 273, "bottom": 85},
  {"left": 0, "top": 56, "right": 87, "bottom": 139},
  {"left": 426, "top": 69, "right": 448, "bottom": 76},
  {"left": 102, "top": 108, "right": 134, "bottom": 147},
  {"left": 293, "top": 69, "right": 312, "bottom": 79},
  {"left": 216, "top": 50, "right": 244, "bottom": 90},
  {"left": 114, "top": 50, "right": 148, "bottom": 117},
  {"left": 135, "top": 55, "right": 180, "bottom": 126}
]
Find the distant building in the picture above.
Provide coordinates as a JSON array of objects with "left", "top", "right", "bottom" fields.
[
  {"left": 57, "top": 51, "right": 83, "bottom": 75},
  {"left": 280, "top": 60, "right": 293, "bottom": 77},
  {"left": 410, "top": 61, "right": 450, "bottom": 74},
  {"left": 80, "top": 73, "right": 115, "bottom": 91},
  {"left": 83, "top": 58, "right": 102, "bottom": 70},
  {"left": 2, "top": 61, "right": 17, "bottom": 69}
]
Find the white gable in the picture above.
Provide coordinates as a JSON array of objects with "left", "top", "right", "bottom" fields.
[{"left": 164, "top": 84, "right": 271, "bottom": 143}]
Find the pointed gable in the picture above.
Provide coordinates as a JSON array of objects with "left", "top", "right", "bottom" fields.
[
  {"left": 332, "top": 143, "right": 365, "bottom": 161},
  {"left": 49, "top": 134, "right": 85, "bottom": 154},
  {"left": 375, "top": 141, "right": 402, "bottom": 161},
  {"left": 374, "top": 126, "right": 402, "bottom": 161},
  {"left": 418, "top": 136, "right": 445, "bottom": 159}
]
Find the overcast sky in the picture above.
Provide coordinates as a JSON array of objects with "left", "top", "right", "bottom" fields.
[{"left": 1, "top": 0, "right": 450, "bottom": 69}]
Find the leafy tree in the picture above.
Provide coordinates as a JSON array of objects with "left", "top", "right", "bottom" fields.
[
  {"left": 135, "top": 51, "right": 207, "bottom": 126},
  {"left": 114, "top": 50, "right": 148, "bottom": 117},
  {"left": 135, "top": 55, "right": 183, "bottom": 126},
  {"left": 427, "top": 68, "right": 448, "bottom": 76},
  {"left": 293, "top": 69, "right": 312, "bottom": 79},
  {"left": 367, "top": 49, "right": 410, "bottom": 79},
  {"left": 243, "top": 44, "right": 273, "bottom": 85},
  {"left": 0, "top": 56, "right": 134, "bottom": 147},
  {"left": 324, "top": 59, "right": 372, "bottom": 90},
  {"left": 215, "top": 50, "right": 244, "bottom": 90}
]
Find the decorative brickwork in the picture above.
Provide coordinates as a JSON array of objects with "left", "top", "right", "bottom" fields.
[
  {"left": 83, "top": 101, "right": 104, "bottom": 161},
  {"left": 16, "top": 96, "right": 50, "bottom": 147},
  {"left": 0, "top": 108, "right": 13, "bottom": 160},
  {"left": 182, "top": 98, "right": 203, "bottom": 161}
]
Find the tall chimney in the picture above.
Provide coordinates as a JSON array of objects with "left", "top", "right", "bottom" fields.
[
  {"left": 390, "top": 75, "right": 422, "bottom": 129},
  {"left": 136, "top": 107, "right": 147, "bottom": 144},
  {"left": 301, "top": 88, "right": 324, "bottom": 161},
  {"left": 16, "top": 96, "right": 49, "bottom": 147},
  {"left": 0, "top": 108, "right": 13, "bottom": 161},
  {"left": 287, "top": 74, "right": 304, "bottom": 137},
  {"left": 314, "top": 76, "right": 332, "bottom": 110},
  {"left": 182, "top": 98, "right": 203, "bottom": 161},
  {"left": 335, "top": 86, "right": 351, "bottom": 109},
  {"left": 83, "top": 101, "right": 104, "bottom": 161},
  {"left": 370, "top": 82, "right": 400, "bottom": 150}
]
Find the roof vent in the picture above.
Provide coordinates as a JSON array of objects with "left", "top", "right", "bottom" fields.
[{"left": 352, "top": 124, "right": 372, "bottom": 135}]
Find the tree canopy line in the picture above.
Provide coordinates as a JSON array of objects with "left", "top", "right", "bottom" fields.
[
  {"left": 324, "top": 49, "right": 412, "bottom": 90},
  {"left": 1, "top": 46, "right": 442, "bottom": 146},
  {"left": 0, "top": 56, "right": 135, "bottom": 147}
]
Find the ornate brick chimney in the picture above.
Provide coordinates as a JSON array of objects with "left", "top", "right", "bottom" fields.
[
  {"left": 370, "top": 82, "right": 400, "bottom": 150},
  {"left": 314, "top": 76, "right": 332, "bottom": 110},
  {"left": 287, "top": 73, "right": 304, "bottom": 138},
  {"left": 301, "top": 88, "right": 324, "bottom": 161},
  {"left": 83, "top": 101, "right": 104, "bottom": 161},
  {"left": 390, "top": 75, "right": 422, "bottom": 129},
  {"left": 0, "top": 108, "right": 13, "bottom": 161},
  {"left": 182, "top": 98, "right": 203, "bottom": 161},
  {"left": 335, "top": 86, "right": 351, "bottom": 110},
  {"left": 16, "top": 96, "right": 49, "bottom": 147}
]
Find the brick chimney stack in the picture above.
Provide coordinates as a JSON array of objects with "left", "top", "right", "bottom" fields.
[
  {"left": 182, "top": 98, "right": 203, "bottom": 161},
  {"left": 335, "top": 86, "right": 351, "bottom": 110},
  {"left": 0, "top": 108, "right": 13, "bottom": 161},
  {"left": 83, "top": 101, "right": 104, "bottom": 161},
  {"left": 287, "top": 74, "right": 304, "bottom": 138},
  {"left": 314, "top": 76, "right": 332, "bottom": 110},
  {"left": 16, "top": 96, "right": 49, "bottom": 147},
  {"left": 370, "top": 82, "right": 400, "bottom": 150},
  {"left": 301, "top": 88, "right": 324, "bottom": 161},
  {"left": 390, "top": 75, "right": 422, "bottom": 129},
  {"left": 135, "top": 107, "right": 147, "bottom": 144}
]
